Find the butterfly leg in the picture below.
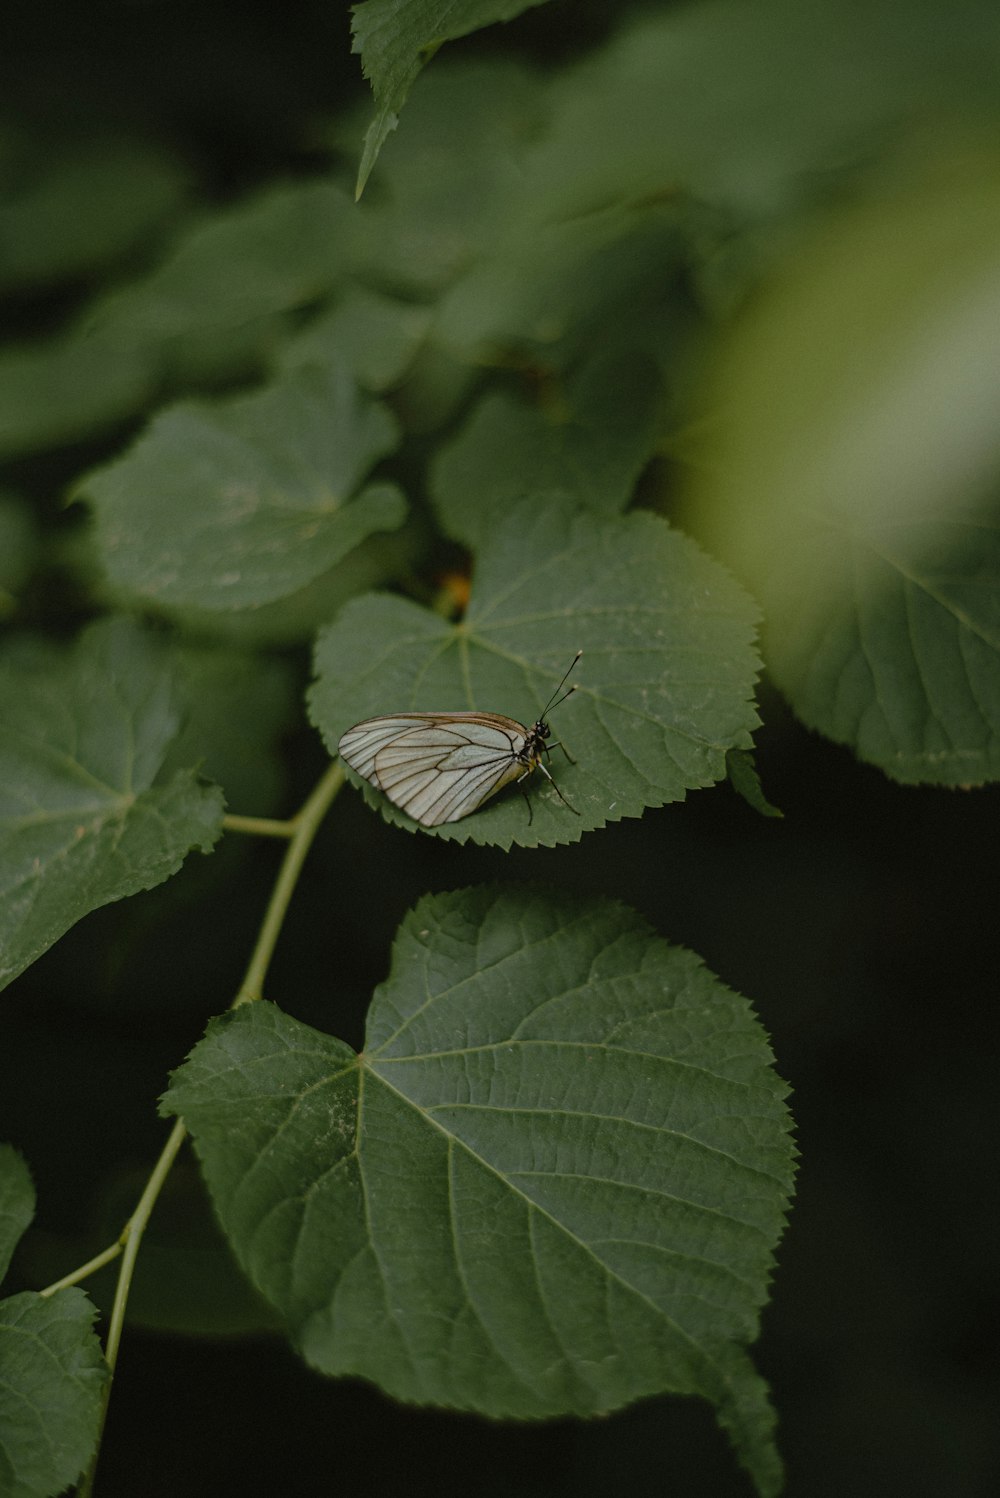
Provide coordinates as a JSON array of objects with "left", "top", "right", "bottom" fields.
[
  {"left": 544, "top": 739, "right": 576, "bottom": 766},
  {"left": 513, "top": 767, "right": 535, "bottom": 824},
  {"left": 534, "top": 760, "right": 580, "bottom": 816}
]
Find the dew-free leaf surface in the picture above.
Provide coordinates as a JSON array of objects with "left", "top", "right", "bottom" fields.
[
  {"left": 278, "top": 286, "right": 432, "bottom": 393},
  {"left": 0, "top": 1147, "right": 33, "bottom": 1286},
  {"left": 756, "top": 507, "right": 1000, "bottom": 784},
  {"left": 310, "top": 498, "right": 760, "bottom": 847},
  {"left": 352, "top": 0, "right": 555, "bottom": 196},
  {"left": 86, "top": 180, "right": 357, "bottom": 358},
  {"left": 80, "top": 357, "right": 404, "bottom": 610},
  {"left": 0, "top": 1290, "right": 107, "bottom": 1498},
  {"left": 430, "top": 353, "right": 662, "bottom": 547},
  {"left": 162, "top": 646, "right": 298, "bottom": 816},
  {"left": 685, "top": 153, "right": 1000, "bottom": 784},
  {"left": 0, "top": 136, "right": 190, "bottom": 293},
  {"left": 351, "top": 59, "right": 548, "bottom": 298},
  {"left": 0, "top": 618, "right": 224, "bottom": 992},
  {"left": 0, "top": 496, "right": 38, "bottom": 616},
  {"left": 726, "top": 749, "right": 783, "bottom": 819},
  {"left": 163, "top": 885, "right": 794, "bottom": 1497},
  {"left": 0, "top": 331, "right": 154, "bottom": 462}
]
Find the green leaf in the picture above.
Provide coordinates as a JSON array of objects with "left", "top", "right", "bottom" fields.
[
  {"left": 0, "top": 178, "right": 356, "bottom": 460},
  {"left": 685, "top": 149, "right": 1000, "bottom": 785},
  {"left": 436, "top": 199, "right": 689, "bottom": 369},
  {"left": 163, "top": 886, "right": 793, "bottom": 1497},
  {"left": 0, "top": 495, "right": 39, "bottom": 618},
  {"left": 348, "top": 58, "right": 548, "bottom": 296},
  {"left": 0, "top": 136, "right": 190, "bottom": 293},
  {"left": 278, "top": 286, "right": 432, "bottom": 392},
  {"left": 762, "top": 507, "right": 1000, "bottom": 784},
  {"left": 83, "top": 1165, "right": 280, "bottom": 1337},
  {"left": 430, "top": 352, "right": 662, "bottom": 547},
  {"left": 79, "top": 358, "right": 405, "bottom": 610},
  {"left": 120, "top": 520, "right": 426, "bottom": 647},
  {"left": 0, "top": 617, "right": 224, "bottom": 993},
  {"left": 510, "top": 3, "right": 1000, "bottom": 233},
  {"left": 162, "top": 645, "right": 299, "bottom": 815},
  {"left": 726, "top": 750, "right": 783, "bottom": 819},
  {"left": 86, "top": 180, "right": 357, "bottom": 370},
  {"left": 309, "top": 498, "right": 760, "bottom": 848},
  {"left": 0, "top": 1148, "right": 34, "bottom": 1286},
  {"left": 0, "top": 330, "right": 154, "bottom": 462},
  {"left": 0, "top": 1289, "right": 107, "bottom": 1498},
  {"left": 352, "top": 0, "right": 556, "bottom": 197}
]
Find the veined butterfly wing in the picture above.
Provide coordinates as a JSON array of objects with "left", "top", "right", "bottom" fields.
[
  {"left": 338, "top": 712, "right": 531, "bottom": 827},
  {"left": 338, "top": 653, "right": 581, "bottom": 828}
]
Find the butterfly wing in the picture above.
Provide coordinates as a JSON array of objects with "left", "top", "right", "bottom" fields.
[{"left": 338, "top": 713, "right": 530, "bottom": 826}]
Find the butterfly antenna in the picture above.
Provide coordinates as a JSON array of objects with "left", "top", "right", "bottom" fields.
[{"left": 540, "top": 651, "right": 582, "bottom": 718}]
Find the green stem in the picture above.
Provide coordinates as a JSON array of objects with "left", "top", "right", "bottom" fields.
[
  {"left": 233, "top": 762, "right": 344, "bottom": 1005},
  {"left": 76, "top": 1121, "right": 188, "bottom": 1498},
  {"left": 222, "top": 813, "right": 296, "bottom": 838},
  {"left": 39, "top": 1242, "right": 124, "bottom": 1297},
  {"left": 72, "top": 759, "right": 345, "bottom": 1495}
]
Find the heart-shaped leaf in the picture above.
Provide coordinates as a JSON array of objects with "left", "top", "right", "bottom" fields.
[
  {"left": 0, "top": 1291, "right": 107, "bottom": 1498},
  {"left": 309, "top": 498, "right": 760, "bottom": 847},
  {"left": 0, "top": 617, "right": 224, "bottom": 992},
  {"left": 429, "top": 352, "right": 663, "bottom": 548},
  {"left": 163, "top": 885, "right": 794, "bottom": 1496},
  {"left": 0, "top": 1147, "right": 33, "bottom": 1287},
  {"left": 79, "top": 357, "right": 404, "bottom": 611},
  {"left": 0, "top": 1149, "right": 107, "bottom": 1498}
]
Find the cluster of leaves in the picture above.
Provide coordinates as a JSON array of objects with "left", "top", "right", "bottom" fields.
[{"left": 2, "top": 0, "right": 1000, "bottom": 1493}]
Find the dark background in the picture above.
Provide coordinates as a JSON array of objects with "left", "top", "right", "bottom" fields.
[{"left": 3, "top": 2, "right": 999, "bottom": 1494}]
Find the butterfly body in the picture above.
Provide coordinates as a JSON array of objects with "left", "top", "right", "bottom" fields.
[{"left": 338, "top": 657, "right": 580, "bottom": 828}]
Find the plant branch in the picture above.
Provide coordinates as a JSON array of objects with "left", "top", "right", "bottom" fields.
[
  {"left": 222, "top": 812, "right": 297, "bottom": 838},
  {"left": 233, "top": 761, "right": 344, "bottom": 1005},
  {"left": 72, "top": 758, "right": 345, "bottom": 1495},
  {"left": 75, "top": 1119, "right": 188, "bottom": 1498},
  {"left": 39, "top": 1242, "right": 124, "bottom": 1297}
]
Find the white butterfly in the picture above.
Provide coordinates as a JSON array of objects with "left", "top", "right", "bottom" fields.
[{"left": 338, "top": 654, "right": 581, "bottom": 827}]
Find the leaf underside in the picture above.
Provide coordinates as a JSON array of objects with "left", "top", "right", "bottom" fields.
[
  {"left": 164, "top": 884, "right": 795, "bottom": 1496},
  {"left": 0, "top": 618, "right": 224, "bottom": 992}
]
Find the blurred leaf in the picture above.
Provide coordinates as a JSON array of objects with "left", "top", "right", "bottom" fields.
[
  {"left": 163, "top": 885, "right": 793, "bottom": 1496},
  {"left": 685, "top": 145, "right": 1000, "bottom": 784},
  {"left": 83, "top": 1164, "right": 280, "bottom": 1338},
  {"left": 162, "top": 646, "right": 298, "bottom": 815},
  {"left": 309, "top": 498, "right": 760, "bottom": 848},
  {"left": 85, "top": 180, "right": 357, "bottom": 356},
  {"left": 352, "top": 0, "right": 555, "bottom": 196},
  {"left": 726, "top": 749, "right": 783, "bottom": 819},
  {"left": 391, "top": 338, "right": 479, "bottom": 434},
  {"left": 0, "top": 180, "right": 360, "bottom": 459},
  {"left": 430, "top": 352, "right": 663, "bottom": 546},
  {"left": 436, "top": 200, "right": 689, "bottom": 368},
  {"left": 0, "top": 1147, "right": 33, "bottom": 1285},
  {"left": 347, "top": 58, "right": 548, "bottom": 296},
  {"left": 80, "top": 357, "right": 405, "bottom": 610},
  {"left": 0, "top": 617, "right": 224, "bottom": 993},
  {"left": 126, "top": 519, "right": 427, "bottom": 648},
  {"left": 0, "top": 136, "right": 190, "bottom": 292},
  {"left": 278, "top": 285, "right": 432, "bottom": 392},
  {"left": 0, "top": 495, "right": 39, "bottom": 617},
  {"left": 0, "top": 330, "right": 154, "bottom": 461},
  {"left": 527, "top": 1, "right": 1000, "bottom": 227},
  {"left": 0, "top": 1290, "right": 106, "bottom": 1498},
  {"left": 426, "top": 0, "right": 1000, "bottom": 363}
]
